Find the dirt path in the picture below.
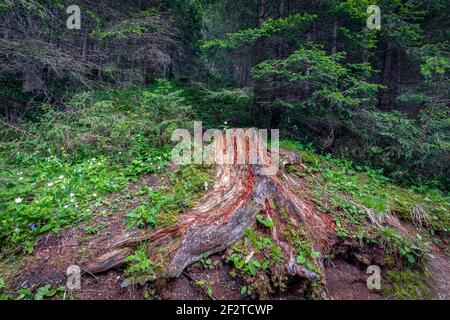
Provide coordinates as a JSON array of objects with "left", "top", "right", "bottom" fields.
[
  {"left": 324, "top": 259, "right": 385, "bottom": 300},
  {"left": 429, "top": 250, "right": 450, "bottom": 300}
]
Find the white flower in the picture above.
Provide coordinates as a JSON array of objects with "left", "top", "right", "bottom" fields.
[
  {"left": 75, "top": 204, "right": 79, "bottom": 208},
  {"left": 64, "top": 205, "right": 68, "bottom": 209},
  {"left": 58, "top": 175, "right": 64, "bottom": 179},
  {"left": 17, "top": 171, "right": 23, "bottom": 176},
  {"left": 19, "top": 177, "right": 24, "bottom": 181},
  {"left": 93, "top": 193, "right": 97, "bottom": 197},
  {"left": 224, "top": 121, "right": 228, "bottom": 125},
  {"left": 15, "top": 197, "right": 23, "bottom": 204},
  {"left": 47, "top": 182, "right": 53, "bottom": 187},
  {"left": 70, "top": 193, "right": 75, "bottom": 197},
  {"left": 61, "top": 185, "right": 66, "bottom": 190},
  {"left": 70, "top": 198, "right": 75, "bottom": 203}
]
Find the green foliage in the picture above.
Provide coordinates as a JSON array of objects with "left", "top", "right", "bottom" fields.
[
  {"left": 199, "top": 253, "right": 218, "bottom": 270},
  {"left": 240, "top": 285, "right": 253, "bottom": 297},
  {"left": 284, "top": 226, "right": 321, "bottom": 274},
  {"left": 0, "top": 0, "right": 449, "bottom": 300},
  {"left": 378, "top": 0, "right": 425, "bottom": 48},
  {"left": 0, "top": 83, "right": 192, "bottom": 250},
  {"left": 384, "top": 269, "right": 433, "bottom": 299},
  {"left": 1, "top": 81, "right": 191, "bottom": 160},
  {"left": 201, "top": 13, "right": 316, "bottom": 51},
  {"left": 336, "top": 0, "right": 374, "bottom": 21},
  {"left": 378, "top": 228, "right": 432, "bottom": 267},
  {"left": 281, "top": 140, "right": 450, "bottom": 235},
  {"left": 0, "top": 149, "right": 171, "bottom": 249},
  {"left": 1, "top": 157, "right": 112, "bottom": 248},
  {"left": 225, "top": 228, "right": 286, "bottom": 299},
  {"left": 282, "top": 140, "right": 444, "bottom": 272},
  {"left": 227, "top": 229, "right": 282, "bottom": 277},
  {"left": 33, "top": 284, "right": 65, "bottom": 300},
  {"left": 227, "top": 252, "right": 263, "bottom": 277},
  {"left": 256, "top": 214, "right": 273, "bottom": 228},
  {"left": 1, "top": 283, "right": 65, "bottom": 300},
  {"left": 0, "top": 277, "right": 7, "bottom": 300},
  {"left": 195, "top": 278, "right": 214, "bottom": 299},
  {"left": 347, "top": 109, "right": 449, "bottom": 187},
  {"left": 0, "top": 0, "right": 13, "bottom": 11},
  {"left": 199, "top": 0, "right": 449, "bottom": 189},
  {"left": 125, "top": 248, "right": 159, "bottom": 285},
  {"left": 91, "top": 9, "right": 164, "bottom": 40},
  {"left": 125, "top": 165, "right": 211, "bottom": 229},
  {"left": 139, "top": 80, "right": 192, "bottom": 146},
  {"left": 253, "top": 44, "right": 380, "bottom": 111},
  {"left": 183, "top": 84, "right": 253, "bottom": 128}
]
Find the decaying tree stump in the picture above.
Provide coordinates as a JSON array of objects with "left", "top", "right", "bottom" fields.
[{"left": 86, "top": 129, "right": 334, "bottom": 282}]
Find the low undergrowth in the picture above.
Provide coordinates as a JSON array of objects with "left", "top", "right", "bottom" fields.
[
  {"left": 383, "top": 269, "right": 434, "bottom": 300},
  {"left": 0, "top": 81, "right": 190, "bottom": 254},
  {"left": 0, "top": 276, "right": 65, "bottom": 300},
  {"left": 124, "top": 247, "right": 160, "bottom": 286},
  {"left": 281, "top": 140, "right": 448, "bottom": 298},
  {"left": 125, "top": 165, "right": 212, "bottom": 229},
  {"left": 281, "top": 140, "right": 449, "bottom": 243},
  {"left": 0, "top": 150, "right": 170, "bottom": 254},
  {"left": 225, "top": 213, "right": 324, "bottom": 299},
  {"left": 226, "top": 227, "right": 287, "bottom": 299},
  {"left": 0, "top": 80, "right": 447, "bottom": 300}
]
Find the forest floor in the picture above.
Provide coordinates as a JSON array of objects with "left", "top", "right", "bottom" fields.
[{"left": 3, "top": 154, "right": 449, "bottom": 300}]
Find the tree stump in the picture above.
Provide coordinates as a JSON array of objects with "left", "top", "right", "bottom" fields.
[{"left": 86, "top": 129, "right": 334, "bottom": 282}]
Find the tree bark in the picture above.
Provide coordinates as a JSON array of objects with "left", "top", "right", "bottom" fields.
[
  {"left": 86, "top": 130, "right": 333, "bottom": 281},
  {"left": 331, "top": 19, "right": 338, "bottom": 54},
  {"left": 378, "top": 42, "right": 393, "bottom": 110},
  {"left": 279, "top": 0, "right": 287, "bottom": 17},
  {"left": 258, "top": 0, "right": 265, "bottom": 28}
]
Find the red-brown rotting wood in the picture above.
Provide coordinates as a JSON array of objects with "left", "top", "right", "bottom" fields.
[{"left": 86, "top": 129, "right": 334, "bottom": 280}]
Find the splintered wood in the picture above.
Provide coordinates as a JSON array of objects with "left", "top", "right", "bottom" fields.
[{"left": 86, "top": 129, "right": 332, "bottom": 280}]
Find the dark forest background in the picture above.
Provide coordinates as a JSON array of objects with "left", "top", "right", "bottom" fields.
[
  {"left": 1, "top": 0, "right": 448, "bottom": 188},
  {"left": 0, "top": 2, "right": 449, "bottom": 300}
]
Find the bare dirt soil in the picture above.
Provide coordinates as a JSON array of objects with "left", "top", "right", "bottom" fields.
[
  {"left": 324, "top": 259, "right": 385, "bottom": 300},
  {"left": 428, "top": 250, "right": 450, "bottom": 300}
]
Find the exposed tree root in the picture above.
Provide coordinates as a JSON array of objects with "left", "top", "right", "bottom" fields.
[{"left": 86, "top": 130, "right": 335, "bottom": 283}]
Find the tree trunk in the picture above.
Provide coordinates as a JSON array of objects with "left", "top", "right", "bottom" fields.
[
  {"left": 378, "top": 42, "right": 393, "bottom": 110},
  {"left": 258, "top": 0, "right": 265, "bottom": 28},
  {"left": 86, "top": 130, "right": 333, "bottom": 281},
  {"left": 279, "top": 0, "right": 287, "bottom": 17},
  {"left": 331, "top": 19, "right": 337, "bottom": 54}
]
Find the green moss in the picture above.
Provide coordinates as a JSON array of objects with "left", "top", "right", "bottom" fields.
[
  {"left": 301, "top": 150, "right": 321, "bottom": 165},
  {"left": 280, "top": 140, "right": 450, "bottom": 234},
  {"left": 383, "top": 269, "right": 433, "bottom": 299},
  {"left": 384, "top": 185, "right": 450, "bottom": 232},
  {"left": 354, "top": 194, "right": 387, "bottom": 212}
]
